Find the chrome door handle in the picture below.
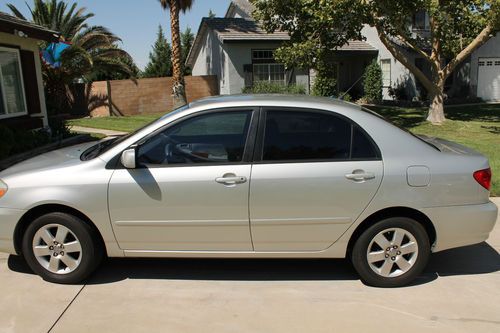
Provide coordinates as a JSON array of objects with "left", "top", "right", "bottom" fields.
[
  {"left": 345, "top": 172, "right": 375, "bottom": 182},
  {"left": 215, "top": 176, "right": 247, "bottom": 185}
]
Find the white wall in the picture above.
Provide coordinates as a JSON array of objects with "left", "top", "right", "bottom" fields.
[
  {"left": 191, "top": 30, "right": 224, "bottom": 94},
  {"left": 0, "top": 31, "right": 48, "bottom": 127}
]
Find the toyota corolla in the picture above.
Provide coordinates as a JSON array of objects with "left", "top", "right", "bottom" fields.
[{"left": 0, "top": 95, "right": 497, "bottom": 287}]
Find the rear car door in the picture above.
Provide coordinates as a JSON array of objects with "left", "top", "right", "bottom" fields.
[
  {"left": 108, "top": 108, "right": 257, "bottom": 251},
  {"left": 249, "top": 108, "right": 383, "bottom": 251}
]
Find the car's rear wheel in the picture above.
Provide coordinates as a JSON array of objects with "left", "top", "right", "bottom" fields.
[
  {"left": 22, "top": 212, "right": 102, "bottom": 284},
  {"left": 351, "top": 217, "right": 430, "bottom": 287}
]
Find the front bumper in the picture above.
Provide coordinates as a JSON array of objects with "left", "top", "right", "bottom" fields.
[
  {"left": 421, "top": 201, "right": 498, "bottom": 252},
  {"left": 0, "top": 207, "right": 26, "bottom": 255}
]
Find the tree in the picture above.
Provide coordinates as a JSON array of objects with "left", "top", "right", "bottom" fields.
[
  {"left": 158, "top": 0, "right": 195, "bottom": 108},
  {"left": 208, "top": 9, "right": 216, "bottom": 18},
  {"left": 143, "top": 25, "right": 173, "bottom": 78},
  {"left": 252, "top": 0, "right": 500, "bottom": 124},
  {"left": 8, "top": 0, "right": 135, "bottom": 113},
  {"left": 181, "top": 27, "right": 195, "bottom": 75},
  {"left": 363, "top": 60, "right": 383, "bottom": 103}
]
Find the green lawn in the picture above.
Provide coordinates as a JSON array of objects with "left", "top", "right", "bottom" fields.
[
  {"left": 68, "top": 114, "right": 162, "bottom": 133},
  {"left": 68, "top": 104, "right": 500, "bottom": 195}
]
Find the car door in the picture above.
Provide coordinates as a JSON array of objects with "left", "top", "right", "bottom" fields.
[
  {"left": 108, "top": 108, "right": 257, "bottom": 251},
  {"left": 249, "top": 108, "right": 383, "bottom": 251}
]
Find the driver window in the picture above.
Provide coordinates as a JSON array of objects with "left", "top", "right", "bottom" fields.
[{"left": 137, "top": 111, "right": 252, "bottom": 165}]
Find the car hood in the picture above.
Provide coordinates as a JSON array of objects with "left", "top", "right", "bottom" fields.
[{"left": 0, "top": 140, "right": 101, "bottom": 178}]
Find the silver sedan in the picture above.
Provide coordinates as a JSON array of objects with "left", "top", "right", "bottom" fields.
[{"left": 0, "top": 95, "right": 497, "bottom": 287}]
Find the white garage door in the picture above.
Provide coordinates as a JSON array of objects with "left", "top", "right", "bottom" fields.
[{"left": 477, "top": 57, "right": 500, "bottom": 101}]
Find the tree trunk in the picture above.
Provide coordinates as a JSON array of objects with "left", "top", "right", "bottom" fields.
[
  {"left": 169, "top": 0, "right": 187, "bottom": 109},
  {"left": 427, "top": 89, "right": 445, "bottom": 124}
]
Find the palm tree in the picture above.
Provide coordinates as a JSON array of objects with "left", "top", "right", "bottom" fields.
[
  {"left": 7, "top": 0, "right": 135, "bottom": 113},
  {"left": 158, "top": 0, "right": 194, "bottom": 108}
]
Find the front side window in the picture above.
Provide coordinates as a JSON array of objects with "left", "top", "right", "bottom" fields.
[
  {"left": 262, "top": 110, "right": 379, "bottom": 161},
  {"left": 0, "top": 47, "right": 27, "bottom": 117},
  {"left": 137, "top": 111, "right": 252, "bottom": 165}
]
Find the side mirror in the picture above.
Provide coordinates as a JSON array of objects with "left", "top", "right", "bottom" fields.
[{"left": 121, "top": 148, "right": 136, "bottom": 169}]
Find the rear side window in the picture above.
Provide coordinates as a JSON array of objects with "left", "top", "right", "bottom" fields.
[{"left": 262, "top": 110, "right": 379, "bottom": 162}]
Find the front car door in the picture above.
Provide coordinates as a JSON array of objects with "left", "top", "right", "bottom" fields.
[
  {"left": 249, "top": 108, "right": 383, "bottom": 251},
  {"left": 108, "top": 108, "right": 257, "bottom": 251}
]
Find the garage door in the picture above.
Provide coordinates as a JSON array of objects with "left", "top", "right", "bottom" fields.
[{"left": 477, "top": 57, "right": 500, "bottom": 101}]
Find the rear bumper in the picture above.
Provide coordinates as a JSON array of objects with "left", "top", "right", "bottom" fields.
[
  {"left": 0, "top": 207, "right": 25, "bottom": 255},
  {"left": 421, "top": 201, "right": 498, "bottom": 252}
]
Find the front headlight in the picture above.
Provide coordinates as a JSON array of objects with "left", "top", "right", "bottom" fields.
[{"left": 0, "top": 179, "right": 8, "bottom": 199}]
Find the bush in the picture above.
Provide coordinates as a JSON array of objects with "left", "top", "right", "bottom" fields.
[
  {"left": 242, "top": 81, "right": 306, "bottom": 94},
  {"left": 0, "top": 126, "right": 15, "bottom": 160},
  {"left": 49, "top": 116, "right": 72, "bottom": 139},
  {"left": 363, "top": 60, "right": 383, "bottom": 103},
  {"left": 312, "top": 74, "right": 337, "bottom": 97},
  {"left": 388, "top": 80, "right": 410, "bottom": 101}
]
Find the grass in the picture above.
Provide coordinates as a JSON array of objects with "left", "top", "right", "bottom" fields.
[
  {"left": 68, "top": 104, "right": 500, "bottom": 195},
  {"left": 68, "top": 114, "right": 162, "bottom": 133}
]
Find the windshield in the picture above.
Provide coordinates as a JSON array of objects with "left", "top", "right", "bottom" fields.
[{"left": 80, "top": 105, "right": 190, "bottom": 161}]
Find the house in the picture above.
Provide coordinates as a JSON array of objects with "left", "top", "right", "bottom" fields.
[
  {"left": 0, "top": 12, "right": 59, "bottom": 130},
  {"left": 188, "top": 0, "right": 500, "bottom": 102}
]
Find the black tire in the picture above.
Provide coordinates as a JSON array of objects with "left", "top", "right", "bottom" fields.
[
  {"left": 22, "top": 212, "right": 103, "bottom": 284},
  {"left": 351, "top": 217, "right": 430, "bottom": 288}
]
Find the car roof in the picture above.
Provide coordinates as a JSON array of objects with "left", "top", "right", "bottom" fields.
[{"left": 188, "top": 94, "right": 362, "bottom": 112}]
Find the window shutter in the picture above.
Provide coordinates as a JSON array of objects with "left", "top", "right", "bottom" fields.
[
  {"left": 19, "top": 50, "right": 41, "bottom": 115},
  {"left": 243, "top": 64, "right": 253, "bottom": 88}
]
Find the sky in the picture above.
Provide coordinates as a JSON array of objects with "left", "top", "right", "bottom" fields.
[{"left": 1, "top": 0, "right": 232, "bottom": 69}]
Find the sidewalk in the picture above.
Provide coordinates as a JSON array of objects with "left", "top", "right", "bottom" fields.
[{"left": 70, "top": 125, "right": 127, "bottom": 136}]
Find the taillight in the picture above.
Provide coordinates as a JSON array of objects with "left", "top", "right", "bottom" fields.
[{"left": 473, "top": 168, "right": 492, "bottom": 190}]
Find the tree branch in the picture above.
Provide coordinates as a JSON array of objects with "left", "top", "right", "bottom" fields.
[
  {"left": 395, "top": 31, "right": 432, "bottom": 64},
  {"left": 443, "top": 24, "right": 494, "bottom": 78},
  {"left": 376, "top": 28, "right": 438, "bottom": 95}
]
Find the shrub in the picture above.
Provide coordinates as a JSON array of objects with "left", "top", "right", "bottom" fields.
[
  {"left": 363, "top": 60, "right": 383, "bottom": 103},
  {"left": 312, "top": 74, "right": 337, "bottom": 97},
  {"left": 242, "top": 81, "right": 306, "bottom": 94},
  {"left": 49, "top": 116, "right": 72, "bottom": 139},
  {"left": 388, "top": 80, "right": 410, "bottom": 101},
  {"left": 0, "top": 126, "right": 15, "bottom": 160}
]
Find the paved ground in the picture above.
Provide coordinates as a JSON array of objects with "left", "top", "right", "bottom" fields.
[
  {"left": 70, "top": 125, "right": 127, "bottom": 136},
  {"left": 1, "top": 199, "right": 499, "bottom": 333}
]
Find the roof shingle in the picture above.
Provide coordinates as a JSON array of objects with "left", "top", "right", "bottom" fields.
[{"left": 205, "top": 18, "right": 290, "bottom": 41}]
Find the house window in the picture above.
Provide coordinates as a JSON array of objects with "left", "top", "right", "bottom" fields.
[
  {"left": 252, "top": 49, "right": 285, "bottom": 85},
  {"left": 413, "top": 10, "right": 429, "bottom": 31},
  {"left": 0, "top": 47, "right": 27, "bottom": 118},
  {"left": 380, "top": 59, "right": 391, "bottom": 87},
  {"left": 253, "top": 63, "right": 286, "bottom": 85}
]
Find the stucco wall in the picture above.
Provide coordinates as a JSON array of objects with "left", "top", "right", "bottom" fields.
[
  {"left": 0, "top": 32, "right": 48, "bottom": 127},
  {"left": 192, "top": 30, "right": 224, "bottom": 93}
]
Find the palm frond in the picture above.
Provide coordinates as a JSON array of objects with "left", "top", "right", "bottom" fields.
[{"left": 6, "top": 4, "right": 27, "bottom": 20}]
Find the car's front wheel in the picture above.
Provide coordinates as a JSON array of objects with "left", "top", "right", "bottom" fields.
[
  {"left": 22, "top": 212, "right": 102, "bottom": 284},
  {"left": 351, "top": 217, "right": 430, "bottom": 287}
]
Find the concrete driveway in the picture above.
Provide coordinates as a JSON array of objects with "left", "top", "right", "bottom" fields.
[{"left": 1, "top": 200, "right": 499, "bottom": 333}]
